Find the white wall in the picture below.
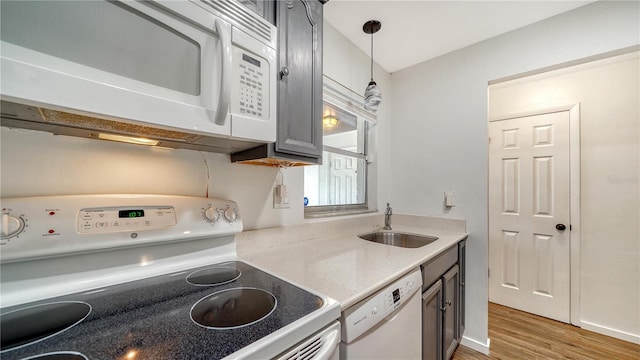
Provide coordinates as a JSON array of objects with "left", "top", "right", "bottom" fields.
[
  {"left": 323, "top": 21, "right": 393, "bottom": 212},
  {"left": 390, "top": 1, "right": 639, "bottom": 348},
  {"left": 0, "top": 128, "right": 305, "bottom": 230},
  {"left": 489, "top": 52, "right": 639, "bottom": 342}
]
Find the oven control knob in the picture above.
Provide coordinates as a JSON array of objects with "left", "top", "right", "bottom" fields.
[
  {"left": 203, "top": 206, "right": 219, "bottom": 223},
  {"left": 1, "top": 213, "right": 25, "bottom": 239},
  {"left": 223, "top": 206, "right": 238, "bottom": 223}
]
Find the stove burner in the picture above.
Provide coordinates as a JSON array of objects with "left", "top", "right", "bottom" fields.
[
  {"left": 190, "top": 288, "right": 277, "bottom": 329},
  {"left": 186, "top": 266, "right": 241, "bottom": 286},
  {"left": 22, "top": 352, "right": 88, "bottom": 360},
  {"left": 0, "top": 302, "right": 91, "bottom": 352}
]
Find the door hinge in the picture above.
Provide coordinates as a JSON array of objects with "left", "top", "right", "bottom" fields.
[{"left": 488, "top": 268, "right": 490, "bottom": 278}]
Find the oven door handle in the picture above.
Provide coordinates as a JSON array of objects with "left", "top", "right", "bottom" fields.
[
  {"left": 274, "top": 323, "right": 340, "bottom": 360},
  {"left": 214, "top": 19, "right": 232, "bottom": 126}
]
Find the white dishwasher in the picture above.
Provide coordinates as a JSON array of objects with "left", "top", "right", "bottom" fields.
[{"left": 340, "top": 268, "right": 423, "bottom": 359}]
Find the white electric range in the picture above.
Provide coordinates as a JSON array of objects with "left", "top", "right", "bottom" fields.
[{"left": 0, "top": 195, "right": 340, "bottom": 360}]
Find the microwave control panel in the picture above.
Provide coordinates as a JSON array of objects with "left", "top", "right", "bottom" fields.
[{"left": 233, "top": 48, "right": 269, "bottom": 120}]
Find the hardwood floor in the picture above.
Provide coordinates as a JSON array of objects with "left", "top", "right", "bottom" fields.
[{"left": 452, "top": 303, "right": 640, "bottom": 360}]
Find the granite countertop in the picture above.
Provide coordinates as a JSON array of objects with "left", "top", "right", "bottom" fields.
[{"left": 238, "top": 214, "right": 468, "bottom": 310}]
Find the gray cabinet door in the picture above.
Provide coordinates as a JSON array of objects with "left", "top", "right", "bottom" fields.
[
  {"left": 422, "top": 280, "right": 443, "bottom": 360},
  {"left": 443, "top": 265, "right": 460, "bottom": 360},
  {"left": 458, "top": 240, "right": 466, "bottom": 340},
  {"left": 275, "top": 0, "right": 323, "bottom": 159}
]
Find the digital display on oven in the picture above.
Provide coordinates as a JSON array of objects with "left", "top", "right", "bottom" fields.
[
  {"left": 393, "top": 289, "right": 400, "bottom": 303},
  {"left": 119, "top": 209, "right": 145, "bottom": 218},
  {"left": 242, "top": 53, "right": 261, "bottom": 68}
]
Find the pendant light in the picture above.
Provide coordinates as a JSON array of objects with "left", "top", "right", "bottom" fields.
[{"left": 363, "top": 20, "right": 382, "bottom": 112}]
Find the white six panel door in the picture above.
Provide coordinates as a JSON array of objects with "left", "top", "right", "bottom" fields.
[{"left": 489, "top": 111, "right": 571, "bottom": 323}]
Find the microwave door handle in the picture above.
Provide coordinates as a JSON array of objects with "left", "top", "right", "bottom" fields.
[{"left": 213, "top": 19, "right": 232, "bottom": 126}]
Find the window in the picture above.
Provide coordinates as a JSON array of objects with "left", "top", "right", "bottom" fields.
[{"left": 304, "top": 101, "right": 370, "bottom": 215}]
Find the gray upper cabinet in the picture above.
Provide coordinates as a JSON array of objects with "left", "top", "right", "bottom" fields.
[
  {"left": 231, "top": 0, "right": 324, "bottom": 166},
  {"left": 275, "top": 0, "right": 323, "bottom": 159}
]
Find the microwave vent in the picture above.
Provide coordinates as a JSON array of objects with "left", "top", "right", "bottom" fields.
[
  {"left": 1, "top": 101, "right": 265, "bottom": 154},
  {"left": 37, "top": 108, "right": 200, "bottom": 143},
  {"left": 198, "top": 0, "right": 272, "bottom": 44}
]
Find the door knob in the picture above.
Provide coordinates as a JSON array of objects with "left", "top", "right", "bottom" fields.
[
  {"left": 280, "top": 67, "right": 289, "bottom": 78},
  {"left": 556, "top": 224, "right": 566, "bottom": 231}
]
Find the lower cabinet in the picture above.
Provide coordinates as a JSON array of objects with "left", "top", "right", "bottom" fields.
[
  {"left": 458, "top": 239, "right": 466, "bottom": 338},
  {"left": 421, "top": 240, "right": 466, "bottom": 360},
  {"left": 422, "top": 280, "right": 442, "bottom": 360},
  {"left": 443, "top": 265, "right": 460, "bottom": 360}
]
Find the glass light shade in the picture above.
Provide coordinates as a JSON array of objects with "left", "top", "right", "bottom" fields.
[
  {"left": 323, "top": 115, "right": 338, "bottom": 127},
  {"left": 364, "top": 80, "right": 382, "bottom": 112}
]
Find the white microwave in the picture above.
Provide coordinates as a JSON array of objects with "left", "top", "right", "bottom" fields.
[{"left": 0, "top": 0, "right": 276, "bottom": 148}]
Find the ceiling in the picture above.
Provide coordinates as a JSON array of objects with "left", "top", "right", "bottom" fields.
[{"left": 323, "top": 0, "right": 596, "bottom": 73}]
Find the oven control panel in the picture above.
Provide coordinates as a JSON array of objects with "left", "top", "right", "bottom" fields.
[
  {"left": 0, "top": 195, "right": 242, "bottom": 262},
  {"left": 77, "top": 206, "right": 177, "bottom": 234}
]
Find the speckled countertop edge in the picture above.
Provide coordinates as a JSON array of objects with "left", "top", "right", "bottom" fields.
[{"left": 238, "top": 214, "right": 468, "bottom": 310}]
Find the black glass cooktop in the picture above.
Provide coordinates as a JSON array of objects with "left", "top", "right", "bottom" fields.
[{"left": 0, "top": 261, "right": 324, "bottom": 360}]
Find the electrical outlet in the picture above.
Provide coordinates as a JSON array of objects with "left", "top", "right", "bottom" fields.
[{"left": 273, "top": 184, "right": 290, "bottom": 209}]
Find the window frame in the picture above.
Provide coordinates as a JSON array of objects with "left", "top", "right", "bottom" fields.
[
  {"left": 304, "top": 121, "right": 370, "bottom": 218},
  {"left": 303, "top": 75, "right": 377, "bottom": 218}
]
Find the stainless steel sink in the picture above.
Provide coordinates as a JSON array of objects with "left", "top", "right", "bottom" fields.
[{"left": 358, "top": 231, "right": 438, "bottom": 248}]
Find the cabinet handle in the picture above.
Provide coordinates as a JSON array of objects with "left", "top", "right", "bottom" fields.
[
  {"left": 214, "top": 19, "right": 232, "bottom": 126},
  {"left": 440, "top": 306, "right": 446, "bottom": 312},
  {"left": 280, "top": 67, "right": 290, "bottom": 78},
  {"left": 446, "top": 300, "right": 452, "bottom": 306}
]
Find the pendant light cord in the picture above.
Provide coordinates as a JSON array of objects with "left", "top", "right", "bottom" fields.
[{"left": 370, "top": 32, "right": 374, "bottom": 82}]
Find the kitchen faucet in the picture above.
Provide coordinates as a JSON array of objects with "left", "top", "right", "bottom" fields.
[{"left": 383, "top": 203, "right": 392, "bottom": 230}]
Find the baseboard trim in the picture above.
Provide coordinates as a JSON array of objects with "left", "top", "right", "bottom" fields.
[
  {"left": 580, "top": 320, "right": 640, "bottom": 345},
  {"left": 460, "top": 336, "right": 491, "bottom": 355}
]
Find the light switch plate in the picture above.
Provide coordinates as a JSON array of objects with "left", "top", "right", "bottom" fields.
[
  {"left": 273, "top": 184, "right": 290, "bottom": 209},
  {"left": 445, "top": 191, "right": 456, "bottom": 207}
]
